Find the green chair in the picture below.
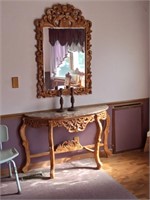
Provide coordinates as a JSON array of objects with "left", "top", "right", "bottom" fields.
[{"left": 0, "top": 125, "right": 21, "bottom": 194}]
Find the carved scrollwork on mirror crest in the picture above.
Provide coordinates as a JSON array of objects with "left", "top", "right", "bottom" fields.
[{"left": 34, "top": 3, "right": 92, "bottom": 98}]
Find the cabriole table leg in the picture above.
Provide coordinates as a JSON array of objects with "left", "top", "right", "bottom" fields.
[
  {"left": 48, "top": 121, "right": 55, "bottom": 179},
  {"left": 94, "top": 114, "right": 103, "bottom": 169},
  {"left": 20, "top": 120, "right": 31, "bottom": 173},
  {"left": 103, "top": 113, "right": 112, "bottom": 157}
]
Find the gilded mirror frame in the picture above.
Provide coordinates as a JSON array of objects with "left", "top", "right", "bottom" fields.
[{"left": 34, "top": 3, "right": 92, "bottom": 98}]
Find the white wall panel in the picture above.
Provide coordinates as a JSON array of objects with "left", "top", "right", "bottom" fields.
[{"left": 1, "top": 0, "right": 149, "bottom": 114}]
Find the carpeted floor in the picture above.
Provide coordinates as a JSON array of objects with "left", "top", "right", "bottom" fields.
[{"left": 1, "top": 158, "right": 137, "bottom": 200}]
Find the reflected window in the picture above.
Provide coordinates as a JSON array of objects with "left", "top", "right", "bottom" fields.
[{"left": 56, "top": 51, "right": 85, "bottom": 78}]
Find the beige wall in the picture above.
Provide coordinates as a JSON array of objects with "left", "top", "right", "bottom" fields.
[{"left": 1, "top": 0, "right": 149, "bottom": 115}]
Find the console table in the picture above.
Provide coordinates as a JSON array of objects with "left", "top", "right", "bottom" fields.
[{"left": 20, "top": 104, "right": 111, "bottom": 178}]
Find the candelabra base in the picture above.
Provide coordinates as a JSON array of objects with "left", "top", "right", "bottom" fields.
[
  {"left": 56, "top": 108, "right": 64, "bottom": 112},
  {"left": 67, "top": 107, "right": 76, "bottom": 112}
]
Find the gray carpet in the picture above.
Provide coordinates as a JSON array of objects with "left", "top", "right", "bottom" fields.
[{"left": 1, "top": 158, "right": 137, "bottom": 200}]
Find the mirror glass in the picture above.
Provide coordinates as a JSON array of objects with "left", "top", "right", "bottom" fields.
[
  {"left": 44, "top": 28, "right": 85, "bottom": 90},
  {"left": 35, "top": 4, "right": 92, "bottom": 97}
]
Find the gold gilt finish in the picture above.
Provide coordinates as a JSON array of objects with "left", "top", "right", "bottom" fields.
[
  {"left": 34, "top": 3, "right": 92, "bottom": 98},
  {"left": 55, "top": 137, "right": 83, "bottom": 152},
  {"left": 20, "top": 105, "right": 111, "bottom": 178},
  {"left": 51, "top": 115, "right": 95, "bottom": 132}
]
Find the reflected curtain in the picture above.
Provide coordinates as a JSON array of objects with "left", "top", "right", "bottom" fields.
[
  {"left": 50, "top": 41, "right": 68, "bottom": 76},
  {"left": 49, "top": 29, "right": 85, "bottom": 46},
  {"left": 49, "top": 29, "right": 85, "bottom": 76}
]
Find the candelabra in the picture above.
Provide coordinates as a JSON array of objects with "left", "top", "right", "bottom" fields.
[
  {"left": 68, "top": 87, "right": 76, "bottom": 111},
  {"left": 56, "top": 88, "right": 64, "bottom": 112}
]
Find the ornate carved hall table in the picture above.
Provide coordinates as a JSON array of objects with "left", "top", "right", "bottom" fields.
[{"left": 20, "top": 104, "right": 111, "bottom": 179}]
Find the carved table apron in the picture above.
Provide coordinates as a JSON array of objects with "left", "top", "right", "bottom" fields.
[{"left": 20, "top": 105, "right": 111, "bottom": 179}]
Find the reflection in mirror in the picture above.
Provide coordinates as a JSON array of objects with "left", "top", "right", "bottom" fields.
[
  {"left": 35, "top": 3, "right": 92, "bottom": 98},
  {"left": 44, "top": 28, "right": 86, "bottom": 90}
]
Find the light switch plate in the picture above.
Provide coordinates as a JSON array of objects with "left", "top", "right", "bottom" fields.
[{"left": 12, "top": 77, "right": 19, "bottom": 88}]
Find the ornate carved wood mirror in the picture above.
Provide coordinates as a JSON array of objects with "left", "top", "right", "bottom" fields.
[{"left": 34, "top": 3, "right": 92, "bottom": 98}]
